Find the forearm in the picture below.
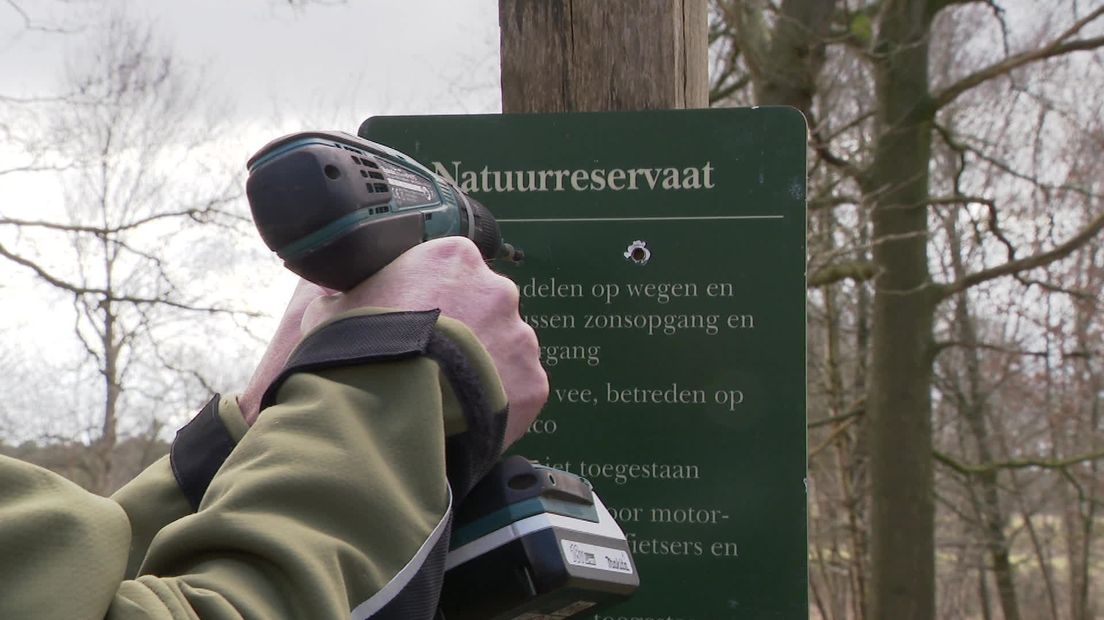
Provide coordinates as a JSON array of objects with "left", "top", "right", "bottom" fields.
[
  {"left": 0, "top": 310, "right": 508, "bottom": 618},
  {"left": 111, "top": 396, "right": 249, "bottom": 579},
  {"left": 112, "top": 361, "right": 454, "bottom": 618}
]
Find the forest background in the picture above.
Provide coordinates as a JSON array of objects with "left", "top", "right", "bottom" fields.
[{"left": 1, "top": 1, "right": 1102, "bottom": 619}]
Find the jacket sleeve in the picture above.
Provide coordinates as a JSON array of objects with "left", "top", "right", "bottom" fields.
[{"left": 0, "top": 309, "right": 509, "bottom": 619}]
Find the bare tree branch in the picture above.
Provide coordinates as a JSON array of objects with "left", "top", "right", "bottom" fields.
[
  {"left": 931, "top": 339, "right": 1049, "bottom": 358},
  {"left": 0, "top": 241, "right": 99, "bottom": 295},
  {"left": 0, "top": 163, "right": 71, "bottom": 177},
  {"left": 808, "top": 398, "right": 865, "bottom": 429},
  {"left": 938, "top": 208, "right": 1104, "bottom": 299},
  {"left": 809, "top": 260, "right": 878, "bottom": 287},
  {"left": 935, "top": 448, "right": 1104, "bottom": 476},
  {"left": 0, "top": 202, "right": 244, "bottom": 238},
  {"left": 2, "top": 0, "right": 80, "bottom": 34},
  {"left": 932, "top": 7, "right": 1104, "bottom": 110}
]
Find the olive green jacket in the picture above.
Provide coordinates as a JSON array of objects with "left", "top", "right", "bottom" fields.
[{"left": 0, "top": 309, "right": 508, "bottom": 619}]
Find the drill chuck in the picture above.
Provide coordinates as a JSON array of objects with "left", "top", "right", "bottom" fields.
[{"left": 245, "top": 131, "right": 520, "bottom": 291}]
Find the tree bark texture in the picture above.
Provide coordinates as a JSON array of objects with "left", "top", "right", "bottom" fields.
[
  {"left": 731, "top": 0, "right": 834, "bottom": 121},
  {"left": 499, "top": 0, "right": 708, "bottom": 113},
  {"left": 864, "top": 2, "right": 938, "bottom": 618}
]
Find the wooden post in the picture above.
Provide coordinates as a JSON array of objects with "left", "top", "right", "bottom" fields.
[{"left": 498, "top": 0, "right": 708, "bottom": 113}]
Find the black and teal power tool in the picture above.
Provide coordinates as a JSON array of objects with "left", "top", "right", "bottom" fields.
[
  {"left": 245, "top": 131, "right": 638, "bottom": 618},
  {"left": 246, "top": 130, "right": 522, "bottom": 292}
]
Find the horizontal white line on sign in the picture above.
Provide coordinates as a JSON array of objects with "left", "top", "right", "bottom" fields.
[{"left": 497, "top": 215, "right": 785, "bottom": 223}]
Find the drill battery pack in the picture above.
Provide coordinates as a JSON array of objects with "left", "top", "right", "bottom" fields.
[{"left": 440, "top": 457, "right": 639, "bottom": 619}]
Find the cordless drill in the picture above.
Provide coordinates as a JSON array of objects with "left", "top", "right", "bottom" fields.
[
  {"left": 245, "top": 130, "right": 522, "bottom": 291},
  {"left": 246, "top": 130, "right": 638, "bottom": 619}
]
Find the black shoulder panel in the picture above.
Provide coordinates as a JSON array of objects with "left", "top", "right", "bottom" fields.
[{"left": 170, "top": 394, "right": 235, "bottom": 511}]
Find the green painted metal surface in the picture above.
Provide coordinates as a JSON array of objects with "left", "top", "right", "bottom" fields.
[{"left": 362, "top": 108, "right": 808, "bottom": 619}]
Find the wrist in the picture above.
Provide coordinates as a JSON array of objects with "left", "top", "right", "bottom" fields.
[{"left": 262, "top": 308, "right": 510, "bottom": 500}]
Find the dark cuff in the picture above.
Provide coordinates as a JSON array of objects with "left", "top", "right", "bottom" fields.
[
  {"left": 170, "top": 394, "right": 236, "bottom": 511},
  {"left": 261, "top": 309, "right": 506, "bottom": 503},
  {"left": 427, "top": 334, "right": 507, "bottom": 502},
  {"left": 260, "top": 309, "right": 441, "bottom": 410}
]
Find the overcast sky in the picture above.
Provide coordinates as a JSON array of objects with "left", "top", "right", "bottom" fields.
[
  {"left": 0, "top": 0, "right": 503, "bottom": 434},
  {"left": 3, "top": 0, "right": 501, "bottom": 133}
]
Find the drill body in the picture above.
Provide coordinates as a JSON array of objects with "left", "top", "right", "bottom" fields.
[{"left": 246, "top": 130, "right": 518, "bottom": 290}]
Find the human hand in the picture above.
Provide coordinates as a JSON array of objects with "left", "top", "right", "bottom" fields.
[
  {"left": 294, "top": 237, "right": 547, "bottom": 449},
  {"left": 238, "top": 279, "right": 331, "bottom": 425}
]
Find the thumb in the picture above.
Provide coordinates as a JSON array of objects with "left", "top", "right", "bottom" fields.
[{"left": 300, "top": 292, "right": 347, "bottom": 336}]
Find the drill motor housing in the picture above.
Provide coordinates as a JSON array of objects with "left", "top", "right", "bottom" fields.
[{"left": 246, "top": 130, "right": 516, "bottom": 291}]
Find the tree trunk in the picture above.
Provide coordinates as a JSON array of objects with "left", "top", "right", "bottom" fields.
[
  {"left": 941, "top": 213, "right": 1022, "bottom": 620},
  {"left": 952, "top": 307, "right": 1022, "bottom": 620},
  {"left": 731, "top": 0, "right": 834, "bottom": 121},
  {"left": 819, "top": 208, "right": 867, "bottom": 620},
  {"left": 498, "top": 0, "right": 707, "bottom": 113},
  {"left": 864, "top": 2, "right": 938, "bottom": 618},
  {"left": 97, "top": 307, "right": 121, "bottom": 495},
  {"left": 1069, "top": 282, "right": 1100, "bottom": 620}
]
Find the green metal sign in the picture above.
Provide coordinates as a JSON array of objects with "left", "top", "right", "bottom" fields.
[{"left": 362, "top": 108, "right": 807, "bottom": 619}]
